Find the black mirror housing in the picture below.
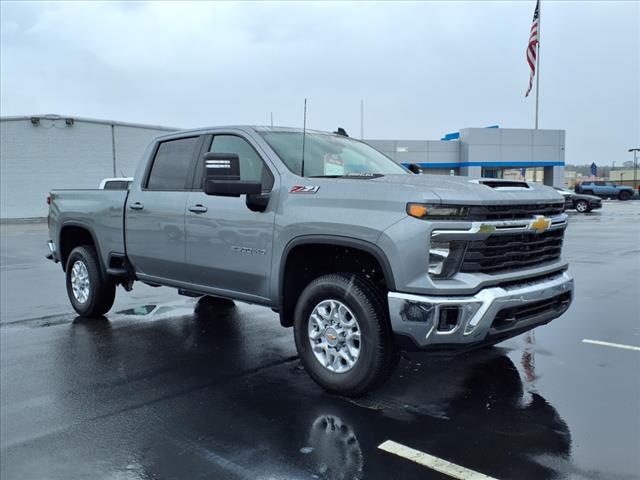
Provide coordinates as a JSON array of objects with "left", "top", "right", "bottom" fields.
[
  {"left": 204, "top": 152, "right": 240, "bottom": 180},
  {"left": 202, "top": 152, "right": 262, "bottom": 197}
]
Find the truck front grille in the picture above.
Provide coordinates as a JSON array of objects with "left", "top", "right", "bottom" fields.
[
  {"left": 466, "top": 203, "right": 564, "bottom": 221},
  {"left": 460, "top": 229, "right": 564, "bottom": 274}
]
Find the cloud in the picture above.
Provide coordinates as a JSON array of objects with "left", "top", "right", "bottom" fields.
[{"left": 1, "top": 0, "right": 638, "bottom": 165}]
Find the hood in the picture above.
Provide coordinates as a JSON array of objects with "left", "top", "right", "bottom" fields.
[{"left": 367, "top": 174, "right": 564, "bottom": 205}]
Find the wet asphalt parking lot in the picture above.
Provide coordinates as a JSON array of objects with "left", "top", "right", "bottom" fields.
[{"left": 1, "top": 201, "right": 639, "bottom": 480}]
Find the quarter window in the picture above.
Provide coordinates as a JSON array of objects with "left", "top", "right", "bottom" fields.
[{"left": 146, "top": 137, "right": 198, "bottom": 190}]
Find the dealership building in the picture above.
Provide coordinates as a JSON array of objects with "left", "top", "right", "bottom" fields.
[{"left": 0, "top": 114, "right": 565, "bottom": 219}]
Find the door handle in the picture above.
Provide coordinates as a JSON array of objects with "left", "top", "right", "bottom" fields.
[
  {"left": 188, "top": 204, "right": 208, "bottom": 213},
  {"left": 129, "top": 202, "right": 144, "bottom": 210}
]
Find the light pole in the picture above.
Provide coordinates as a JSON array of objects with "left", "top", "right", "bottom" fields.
[{"left": 629, "top": 148, "right": 639, "bottom": 190}]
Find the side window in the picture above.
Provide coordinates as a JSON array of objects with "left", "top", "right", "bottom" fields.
[
  {"left": 146, "top": 137, "right": 198, "bottom": 191},
  {"left": 208, "top": 135, "right": 274, "bottom": 190}
]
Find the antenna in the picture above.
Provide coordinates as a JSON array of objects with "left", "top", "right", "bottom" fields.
[{"left": 301, "top": 98, "right": 307, "bottom": 177}]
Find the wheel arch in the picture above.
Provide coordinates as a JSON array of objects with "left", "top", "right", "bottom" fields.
[
  {"left": 277, "top": 235, "right": 396, "bottom": 327},
  {"left": 58, "top": 222, "right": 107, "bottom": 277}
]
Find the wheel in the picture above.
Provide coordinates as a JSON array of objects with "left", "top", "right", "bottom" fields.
[
  {"left": 574, "top": 199, "right": 590, "bottom": 213},
  {"left": 618, "top": 190, "right": 632, "bottom": 201},
  {"left": 65, "top": 246, "right": 116, "bottom": 317},
  {"left": 293, "top": 273, "right": 399, "bottom": 396}
]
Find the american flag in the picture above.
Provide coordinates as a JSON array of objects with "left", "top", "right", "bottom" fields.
[{"left": 525, "top": 0, "right": 540, "bottom": 97}]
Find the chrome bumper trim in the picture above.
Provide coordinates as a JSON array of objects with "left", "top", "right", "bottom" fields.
[
  {"left": 388, "top": 271, "right": 573, "bottom": 349},
  {"left": 431, "top": 213, "right": 568, "bottom": 240}
]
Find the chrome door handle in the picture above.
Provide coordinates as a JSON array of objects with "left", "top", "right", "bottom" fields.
[
  {"left": 188, "top": 204, "right": 208, "bottom": 213},
  {"left": 129, "top": 202, "right": 144, "bottom": 210}
]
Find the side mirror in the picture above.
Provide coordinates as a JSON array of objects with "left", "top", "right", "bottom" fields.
[{"left": 203, "top": 152, "right": 262, "bottom": 197}]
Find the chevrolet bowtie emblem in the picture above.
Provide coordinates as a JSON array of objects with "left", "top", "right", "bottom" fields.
[{"left": 530, "top": 215, "right": 551, "bottom": 233}]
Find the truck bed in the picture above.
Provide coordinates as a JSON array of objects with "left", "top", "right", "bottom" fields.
[{"left": 48, "top": 189, "right": 128, "bottom": 269}]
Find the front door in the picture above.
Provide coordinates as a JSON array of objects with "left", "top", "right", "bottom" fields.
[
  {"left": 185, "top": 134, "right": 276, "bottom": 301},
  {"left": 126, "top": 136, "right": 201, "bottom": 283}
]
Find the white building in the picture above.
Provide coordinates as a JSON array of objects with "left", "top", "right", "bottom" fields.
[{"left": 0, "top": 114, "right": 177, "bottom": 219}]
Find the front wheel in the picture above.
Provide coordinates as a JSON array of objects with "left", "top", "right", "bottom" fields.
[
  {"left": 293, "top": 273, "right": 399, "bottom": 396},
  {"left": 574, "top": 199, "right": 590, "bottom": 213},
  {"left": 65, "top": 246, "right": 116, "bottom": 317}
]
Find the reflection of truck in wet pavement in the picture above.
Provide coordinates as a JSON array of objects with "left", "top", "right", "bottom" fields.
[{"left": 47, "top": 126, "right": 574, "bottom": 395}]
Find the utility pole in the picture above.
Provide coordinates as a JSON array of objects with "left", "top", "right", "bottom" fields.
[
  {"left": 629, "top": 148, "right": 639, "bottom": 190},
  {"left": 270, "top": 112, "right": 273, "bottom": 127}
]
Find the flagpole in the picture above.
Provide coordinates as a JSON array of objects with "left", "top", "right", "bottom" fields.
[{"left": 534, "top": 0, "right": 541, "bottom": 130}]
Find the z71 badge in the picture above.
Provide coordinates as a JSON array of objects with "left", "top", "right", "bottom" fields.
[{"left": 290, "top": 185, "right": 320, "bottom": 194}]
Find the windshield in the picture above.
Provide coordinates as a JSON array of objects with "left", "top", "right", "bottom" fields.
[{"left": 258, "top": 131, "right": 408, "bottom": 177}]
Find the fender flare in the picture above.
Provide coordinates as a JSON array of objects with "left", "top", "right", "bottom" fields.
[
  {"left": 58, "top": 220, "right": 107, "bottom": 277},
  {"left": 278, "top": 234, "right": 396, "bottom": 307}
]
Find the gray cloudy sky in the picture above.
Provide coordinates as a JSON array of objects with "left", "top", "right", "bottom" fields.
[{"left": 1, "top": 1, "right": 638, "bottom": 166}]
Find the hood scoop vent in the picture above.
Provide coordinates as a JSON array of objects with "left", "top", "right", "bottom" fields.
[{"left": 477, "top": 180, "right": 530, "bottom": 189}]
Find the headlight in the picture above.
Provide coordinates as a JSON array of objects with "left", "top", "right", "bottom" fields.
[
  {"left": 407, "top": 203, "right": 470, "bottom": 220},
  {"left": 429, "top": 240, "right": 467, "bottom": 278}
]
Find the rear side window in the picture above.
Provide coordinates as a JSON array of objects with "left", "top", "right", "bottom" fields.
[{"left": 146, "top": 137, "right": 198, "bottom": 190}]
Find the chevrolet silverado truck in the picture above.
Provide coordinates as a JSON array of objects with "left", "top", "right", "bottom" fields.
[{"left": 47, "top": 126, "right": 574, "bottom": 396}]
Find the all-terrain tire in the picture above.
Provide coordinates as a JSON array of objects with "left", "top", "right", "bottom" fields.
[
  {"left": 293, "top": 273, "right": 399, "bottom": 396},
  {"left": 65, "top": 246, "right": 116, "bottom": 317}
]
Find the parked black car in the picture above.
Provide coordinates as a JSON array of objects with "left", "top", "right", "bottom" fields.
[{"left": 554, "top": 187, "right": 602, "bottom": 213}]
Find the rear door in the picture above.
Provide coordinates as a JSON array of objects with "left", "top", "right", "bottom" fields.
[
  {"left": 185, "top": 133, "right": 276, "bottom": 301},
  {"left": 126, "top": 136, "right": 203, "bottom": 283}
]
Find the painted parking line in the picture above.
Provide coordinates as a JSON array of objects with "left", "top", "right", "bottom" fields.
[
  {"left": 582, "top": 339, "right": 640, "bottom": 352},
  {"left": 378, "top": 440, "right": 499, "bottom": 480}
]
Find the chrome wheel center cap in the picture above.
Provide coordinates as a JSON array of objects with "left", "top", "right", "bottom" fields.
[{"left": 324, "top": 327, "right": 339, "bottom": 347}]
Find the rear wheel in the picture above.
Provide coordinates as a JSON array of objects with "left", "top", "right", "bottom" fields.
[
  {"left": 574, "top": 199, "right": 590, "bottom": 213},
  {"left": 293, "top": 273, "right": 399, "bottom": 396},
  {"left": 65, "top": 246, "right": 116, "bottom": 317},
  {"left": 618, "top": 190, "right": 632, "bottom": 201}
]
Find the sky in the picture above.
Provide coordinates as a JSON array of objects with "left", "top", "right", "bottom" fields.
[{"left": 1, "top": 1, "right": 638, "bottom": 166}]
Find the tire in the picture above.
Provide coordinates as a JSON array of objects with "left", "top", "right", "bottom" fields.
[
  {"left": 618, "top": 190, "right": 632, "bottom": 201},
  {"left": 65, "top": 246, "right": 116, "bottom": 317},
  {"left": 574, "top": 200, "right": 590, "bottom": 213},
  {"left": 293, "top": 273, "right": 399, "bottom": 396}
]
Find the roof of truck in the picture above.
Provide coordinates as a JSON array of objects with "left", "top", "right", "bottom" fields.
[{"left": 153, "top": 125, "right": 343, "bottom": 140}]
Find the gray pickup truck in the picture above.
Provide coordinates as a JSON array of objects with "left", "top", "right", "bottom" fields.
[{"left": 47, "top": 126, "right": 574, "bottom": 395}]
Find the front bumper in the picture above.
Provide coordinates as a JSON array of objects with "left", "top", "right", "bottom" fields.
[{"left": 388, "top": 271, "right": 573, "bottom": 351}]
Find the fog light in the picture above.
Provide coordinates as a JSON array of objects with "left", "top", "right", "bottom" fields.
[{"left": 437, "top": 306, "right": 460, "bottom": 332}]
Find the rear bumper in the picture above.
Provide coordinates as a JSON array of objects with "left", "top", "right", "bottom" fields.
[{"left": 388, "top": 271, "right": 573, "bottom": 351}]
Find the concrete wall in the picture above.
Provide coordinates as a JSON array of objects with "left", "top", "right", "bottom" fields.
[{"left": 0, "top": 117, "right": 175, "bottom": 218}]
